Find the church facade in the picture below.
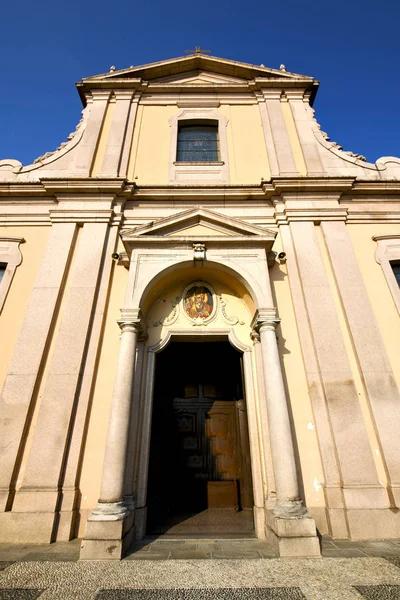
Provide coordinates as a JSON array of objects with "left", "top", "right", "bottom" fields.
[{"left": 1, "top": 52, "right": 400, "bottom": 559}]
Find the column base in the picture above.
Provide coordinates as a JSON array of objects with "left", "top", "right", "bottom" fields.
[
  {"left": 266, "top": 510, "right": 321, "bottom": 557},
  {"left": 80, "top": 511, "right": 135, "bottom": 560}
]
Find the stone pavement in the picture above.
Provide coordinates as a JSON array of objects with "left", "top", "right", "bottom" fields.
[{"left": 1, "top": 537, "right": 400, "bottom": 599}]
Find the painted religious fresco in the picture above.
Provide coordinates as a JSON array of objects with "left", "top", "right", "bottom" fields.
[{"left": 184, "top": 285, "right": 214, "bottom": 320}]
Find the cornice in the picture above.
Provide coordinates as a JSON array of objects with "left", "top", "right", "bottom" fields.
[
  {"left": 267, "top": 177, "right": 356, "bottom": 194},
  {"left": 1, "top": 178, "right": 400, "bottom": 226},
  {"left": 121, "top": 235, "right": 276, "bottom": 245},
  {"left": 41, "top": 178, "right": 126, "bottom": 194},
  {"left": 372, "top": 234, "right": 400, "bottom": 242},
  {"left": 276, "top": 208, "right": 348, "bottom": 224},
  {"left": 49, "top": 209, "right": 115, "bottom": 224},
  {"left": 351, "top": 181, "right": 400, "bottom": 195},
  {"left": 130, "top": 185, "right": 266, "bottom": 201}
]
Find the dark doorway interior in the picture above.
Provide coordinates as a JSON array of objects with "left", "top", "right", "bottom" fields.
[{"left": 146, "top": 341, "right": 254, "bottom": 535}]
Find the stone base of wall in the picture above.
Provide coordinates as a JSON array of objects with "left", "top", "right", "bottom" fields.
[{"left": 80, "top": 512, "right": 135, "bottom": 560}]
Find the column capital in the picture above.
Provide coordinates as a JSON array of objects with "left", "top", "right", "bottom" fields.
[
  {"left": 251, "top": 308, "right": 281, "bottom": 333},
  {"left": 257, "top": 320, "right": 281, "bottom": 334},
  {"left": 114, "top": 90, "right": 135, "bottom": 102},
  {"left": 117, "top": 308, "right": 143, "bottom": 333}
]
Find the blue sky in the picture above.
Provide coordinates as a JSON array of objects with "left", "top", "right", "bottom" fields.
[{"left": 1, "top": 0, "right": 399, "bottom": 166}]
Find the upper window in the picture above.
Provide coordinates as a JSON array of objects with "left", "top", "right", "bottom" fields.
[
  {"left": 391, "top": 262, "right": 400, "bottom": 288},
  {"left": 177, "top": 121, "right": 219, "bottom": 163},
  {"left": 168, "top": 107, "right": 229, "bottom": 183}
]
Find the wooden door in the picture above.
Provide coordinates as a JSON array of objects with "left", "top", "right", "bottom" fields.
[{"left": 172, "top": 384, "right": 240, "bottom": 509}]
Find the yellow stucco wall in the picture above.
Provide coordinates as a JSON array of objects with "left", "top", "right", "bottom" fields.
[
  {"left": 127, "top": 105, "right": 176, "bottom": 183},
  {"left": 0, "top": 226, "right": 50, "bottom": 390},
  {"left": 127, "top": 103, "right": 270, "bottom": 185},
  {"left": 219, "top": 104, "right": 270, "bottom": 183}
]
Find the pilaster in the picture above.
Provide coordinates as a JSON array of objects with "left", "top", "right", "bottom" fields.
[
  {"left": 321, "top": 221, "right": 400, "bottom": 505},
  {"left": 11, "top": 220, "right": 111, "bottom": 542},
  {"left": 98, "top": 91, "right": 135, "bottom": 178},
  {"left": 71, "top": 91, "right": 111, "bottom": 176},
  {"left": 286, "top": 90, "right": 326, "bottom": 176},
  {"left": 261, "top": 90, "right": 299, "bottom": 176},
  {"left": 0, "top": 222, "right": 77, "bottom": 516}
]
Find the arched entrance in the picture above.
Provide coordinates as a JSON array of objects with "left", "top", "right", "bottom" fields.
[
  {"left": 81, "top": 210, "right": 320, "bottom": 559},
  {"left": 146, "top": 340, "right": 254, "bottom": 536},
  {"left": 133, "top": 267, "right": 266, "bottom": 540}
]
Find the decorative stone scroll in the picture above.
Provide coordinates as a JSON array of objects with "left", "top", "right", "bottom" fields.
[
  {"left": 153, "top": 296, "right": 180, "bottom": 327},
  {"left": 218, "top": 295, "right": 244, "bottom": 326}
]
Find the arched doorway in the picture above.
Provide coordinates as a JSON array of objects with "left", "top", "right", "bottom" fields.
[{"left": 146, "top": 340, "right": 254, "bottom": 536}]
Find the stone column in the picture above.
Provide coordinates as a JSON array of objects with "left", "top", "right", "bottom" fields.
[
  {"left": 256, "top": 311, "right": 320, "bottom": 556},
  {"left": 257, "top": 316, "right": 304, "bottom": 518},
  {"left": 81, "top": 309, "right": 141, "bottom": 560},
  {"left": 94, "top": 312, "right": 140, "bottom": 517}
]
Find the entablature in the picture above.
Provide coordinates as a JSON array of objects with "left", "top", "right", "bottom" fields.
[{"left": 1, "top": 178, "right": 400, "bottom": 226}]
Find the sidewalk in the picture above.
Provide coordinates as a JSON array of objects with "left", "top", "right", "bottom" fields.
[{"left": 1, "top": 537, "right": 400, "bottom": 599}]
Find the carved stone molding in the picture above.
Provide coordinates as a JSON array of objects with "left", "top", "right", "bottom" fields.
[
  {"left": 0, "top": 237, "right": 25, "bottom": 314},
  {"left": 218, "top": 294, "right": 244, "bottom": 326},
  {"left": 153, "top": 296, "right": 180, "bottom": 327},
  {"left": 373, "top": 234, "right": 400, "bottom": 315}
]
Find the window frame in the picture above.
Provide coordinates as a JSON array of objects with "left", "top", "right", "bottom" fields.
[
  {"left": 373, "top": 234, "right": 400, "bottom": 316},
  {"left": 0, "top": 237, "right": 25, "bottom": 314},
  {"left": 168, "top": 106, "right": 229, "bottom": 184}
]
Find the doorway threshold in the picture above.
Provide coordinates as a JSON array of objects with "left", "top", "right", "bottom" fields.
[
  {"left": 125, "top": 536, "right": 276, "bottom": 560},
  {"left": 146, "top": 508, "right": 255, "bottom": 538}
]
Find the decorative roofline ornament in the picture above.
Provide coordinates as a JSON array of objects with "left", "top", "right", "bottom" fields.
[{"left": 185, "top": 46, "right": 211, "bottom": 56}]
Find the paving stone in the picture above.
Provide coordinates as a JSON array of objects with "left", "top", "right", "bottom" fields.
[
  {"left": 258, "top": 551, "right": 278, "bottom": 558},
  {"left": 324, "top": 549, "right": 367, "bottom": 558},
  {"left": 354, "top": 585, "right": 400, "bottom": 599},
  {"left": 331, "top": 541, "right": 367, "bottom": 549},
  {"left": 211, "top": 550, "right": 262, "bottom": 559},
  {"left": 169, "top": 549, "right": 213, "bottom": 559},
  {"left": 0, "top": 591, "right": 44, "bottom": 600},
  {"left": 19, "top": 553, "right": 78, "bottom": 562},
  {"left": 364, "top": 542, "right": 398, "bottom": 550},
  {"left": 361, "top": 549, "right": 399, "bottom": 558},
  {"left": 151, "top": 540, "right": 186, "bottom": 545},
  {"left": 94, "top": 589, "right": 306, "bottom": 599},
  {"left": 384, "top": 557, "right": 400, "bottom": 570},
  {"left": 0, "top": 564, "right": 14, "bottom": 572},
  {"left": 123, "top": 552, "right": 171, "bottom": 560}
]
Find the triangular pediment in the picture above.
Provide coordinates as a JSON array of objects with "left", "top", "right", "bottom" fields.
[
  {"left": 149, "top": 70, "right": 249, "bottom": 86},
  {"left": 83, "top": 54, "right": 313, "bottom": 83},
  {"left": 121, "top": 208, "right": 277, "bottom": 240}
]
